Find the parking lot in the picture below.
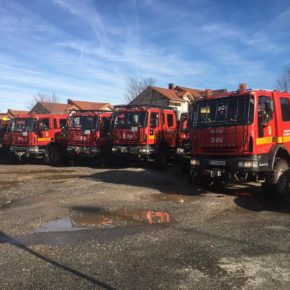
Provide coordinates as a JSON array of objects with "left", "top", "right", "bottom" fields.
[{"left": 0, "top": 161, "right": 290, "bottom": 290}]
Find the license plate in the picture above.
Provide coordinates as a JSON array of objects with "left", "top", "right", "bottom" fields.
[{"left": 209, "top": 160, "right": 226, "bottom": 166}]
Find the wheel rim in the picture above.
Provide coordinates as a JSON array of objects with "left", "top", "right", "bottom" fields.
[{"left": 277, "top": 168, "right": 288, "bottom": 191}]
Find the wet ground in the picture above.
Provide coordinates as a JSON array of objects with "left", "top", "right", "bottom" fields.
[{"left": 0, "top": 161, "right": 290, "bottom": 289}]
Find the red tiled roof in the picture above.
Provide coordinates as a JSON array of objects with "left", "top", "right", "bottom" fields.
[
  {"left": 8, "top": 109, "right": 30, "bottom": 116},
  {"left": 68, "top": 100, "right": 112, "bottom": 111},
  {"left": 151, "top": 86, "right": 203, "bottom": 102},
  {"left": 38, "top": 102, "right": 71, "bottom": 114}
]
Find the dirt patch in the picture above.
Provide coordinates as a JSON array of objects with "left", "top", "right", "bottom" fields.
[{"left": 0, "top": 197, "right": 12, "bottom": 208}]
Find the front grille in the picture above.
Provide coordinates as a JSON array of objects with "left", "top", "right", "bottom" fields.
[{"left": 201, "top": 147, "right": 238, "bottom": 154}]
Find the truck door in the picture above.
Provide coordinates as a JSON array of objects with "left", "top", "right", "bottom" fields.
[
  {"left": 256, "top": 95, "right": 276, "bottom": 154},
  {"left": 37, "top": 118, "right": 51, "bottom": 144},
  {"left": 163, "top": 110, "right": 177, "bottom": 148},
  {"left": 149, "top": 110, "right": 160, "bottom": 144}
]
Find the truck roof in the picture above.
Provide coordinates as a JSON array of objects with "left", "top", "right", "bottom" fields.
[
  {"left": 70, "top": 110, "right": 112, "bottom": 117},
  {"left": 114, "top": 104, "right": 176, "bottom": 112},
  {"left": 195, "top": 89, "right": 290, "bottom": 101},
  {"left": 13, "top": 114, "right": 68, "bottom": 119}
]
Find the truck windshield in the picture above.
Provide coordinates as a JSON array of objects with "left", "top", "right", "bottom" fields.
[
  {"left": 114, "top": 111, "right": 148, "bottom": 129},
  {"left": 11, "top": 118, "right": 35, "bottom": 132},
  {"left": 69, "top": 116, "right": 99, "bottom": 130},
  {"left": 192, "top": 94, "right": 254, "bottom": 128}
]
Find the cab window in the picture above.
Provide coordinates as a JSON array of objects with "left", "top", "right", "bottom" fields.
[
  {"left": 39, "top": 118, "right": 49, "bottom": 131},
  {"left": 60, "top": 119, "right": 67, "bottom": 129},
  {"left": 167, "top": 114, "right": 174, "bottom": 128},
  {"left": 280, "top": 98, "right": 290, "bottom": 121}
]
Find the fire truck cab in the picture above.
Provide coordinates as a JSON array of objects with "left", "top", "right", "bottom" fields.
[
  {"left": 9, "top": 114, "right": 67, "bottom": 160},
  {"left": 48, "top": 110, "right": 112, "bottom": 165},
  {"left": 0, "top": 117, "right": 10, "bottom": 154},
  {"left": 111, "top": 105, "right": 178, "bottom": 168},
  {"left": 190, "top": 84, "right": 290, "bottom": 198}
]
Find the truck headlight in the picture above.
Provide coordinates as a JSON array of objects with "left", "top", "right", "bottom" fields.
[
  {"left": 177, "top": 148, "right": 185, "bottom": 155},
  {"left": 238, "top": 160, "right": 258, "bottom": 168},
  {"left": 139, "top": 148, "right": 150, "bottom": 153},
  {"left": 190, "top": 159, "right": 200, "bottom": 166},
  {"left": 112, "top": 147, "right": 118, "bottom": 152}
]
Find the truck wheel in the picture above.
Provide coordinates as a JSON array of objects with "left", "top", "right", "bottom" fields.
[
  {"left": 48, "top": 146, "right": 62, "bottom": 166},
  {"left": 181, "top": 158, "right": 191, "bottom": 174},
  {"left": 262, "top": 159, "right": 290, "bottom": 199},
  {"left": 189, "top": 169, "right": 212, "bottom": 188},
  {"left": 155, "top": 148, "right": 167, "bottom": 170}
]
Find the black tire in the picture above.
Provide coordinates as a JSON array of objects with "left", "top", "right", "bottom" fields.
[
  {"left": 48, "top": 146, "right": 62, "bottom": 166},
  {"left": 155, "top": 147, "right": 167, "bottom": 170},
  {"left": 181, "top": 158, "right": 191, "bottom": 174},
  {"left": 189, "top": 169, "right": 212, "bottom": 188},
  {"left": 262, "top": 159, "right": 290, "bottom": 199}
]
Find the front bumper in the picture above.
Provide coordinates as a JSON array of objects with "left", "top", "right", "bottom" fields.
[
  {"left": 10, "top": 146, "right": 45, "bottom": 156},
  {"left": 111, "top": 145, "right": 156, "bottom": 160},
  {"left": 190, "top": 155, "right": 268, "bottom": 176},
  {"left": 67, "top": 146, "right": 100, "bottom": 156}
]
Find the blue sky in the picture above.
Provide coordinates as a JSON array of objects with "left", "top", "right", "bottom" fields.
[{"left": 0, "top": 0, "right": 290, "bottom": 111}]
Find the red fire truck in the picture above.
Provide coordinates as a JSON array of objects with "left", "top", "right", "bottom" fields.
[
  {"left": 8, "top": 114, "right": 67, "bottom": 161},
  {"left": 190, "top": 84, "right": 290, "bottom": 198},
  {"left": 111, "top": 105, "right": 178, "bottom": 168},
  {"left": 48, "top": 110, "right": 112, "bottom": 165},
  {"left": 176, "top": 112, "right": 192, "bottom": 173}
]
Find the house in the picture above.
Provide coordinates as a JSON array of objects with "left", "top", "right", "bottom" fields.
[
  {"left": 30, "top": 100, "right": 113, "bottom": 114},
  {"left": 130, "top": 84, "right": 227, "bottom": 118},
  {"left": 129, "top": 84, "right": 203, "bottom": 118},
  {"left": 7, "top": 109, "right": 30, "bottom": 118}
]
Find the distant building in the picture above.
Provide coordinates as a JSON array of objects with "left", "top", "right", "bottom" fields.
[{"left": 30, "top": 100, "right": 113, "bottom": 114}]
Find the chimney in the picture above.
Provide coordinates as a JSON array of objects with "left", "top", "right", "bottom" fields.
[
  {"left": 204, "top": 89, "right": 212, "bottom": 97},
  {"left": 67, "top": 99, "right": 73, "bottom": 104},
  {"left": 239, "top": 83, "right": 247, "bottom": 91},
  {"left": 168, "top": 83, "right": 176, "bottom": 90}
]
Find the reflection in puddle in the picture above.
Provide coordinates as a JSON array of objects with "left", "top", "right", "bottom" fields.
[
  {"left": 152, "top": 193, "right": 202, "bottom": 203},
  {"left": 36, "top": 209, "right": 172, "bottom": 232},
  {"left": 35, "top": 218, "right": 83, "bottom": 232}
]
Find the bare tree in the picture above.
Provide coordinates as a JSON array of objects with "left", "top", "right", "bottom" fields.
[
  {"left": 27, "top": 93, "right": 59, "bottom": 110},
  {"left": 276, "top": 65, "right": 290, "bottom": 91},
  {"left": 124, "top": 77, "right": 156, "bottom": 103}
]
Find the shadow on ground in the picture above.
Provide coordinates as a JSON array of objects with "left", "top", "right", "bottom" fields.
[
  {"left": 0, "top": 231, "right": 116, "bottom": 289},
  {"left": 82, "top": 167, "right": 203, "bottom": 196}
]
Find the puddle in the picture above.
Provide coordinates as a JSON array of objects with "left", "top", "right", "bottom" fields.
[
  {"left": 234, "top": 191, "right": 253, "bottom": 198},
  {"left": 0, "top": 197, "right": 12, "bottom": 208},
  {"left": 36, "top": 209, "right": 172, "bottom": 232},
  {"left": 35, "top": 218, "right": 84, "bottom": 232},
  {"left": 152, "top": 193, "right": 203, "bottom": 203}
]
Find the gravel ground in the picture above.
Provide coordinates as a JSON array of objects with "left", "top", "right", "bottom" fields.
[{"left": 0, "top": 161, "right": 290, "bottom": 290}]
